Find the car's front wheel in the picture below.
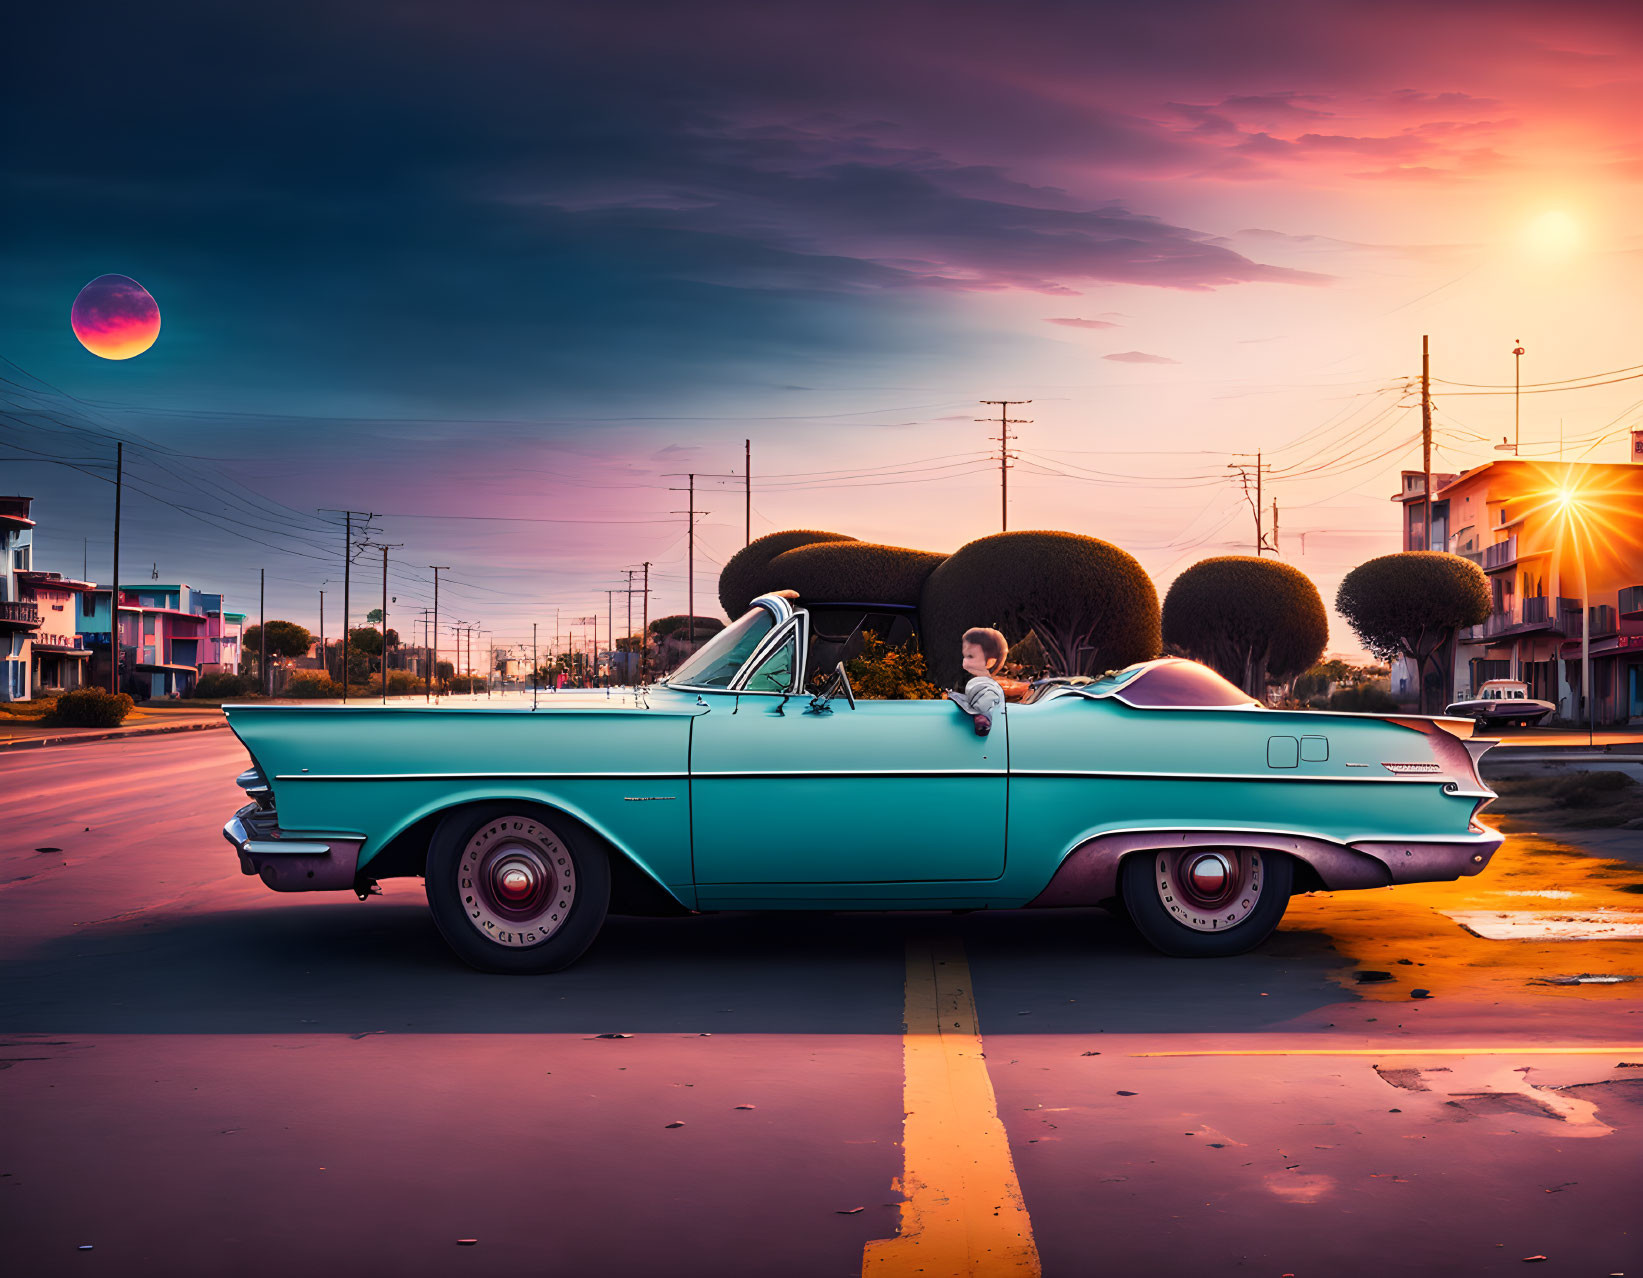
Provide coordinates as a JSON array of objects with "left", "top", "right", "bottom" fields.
[
  {"left": 425, "top": 804, "right": 611, "bottom": 973},
  {"left": 1119, "top": 847, "right": 1292, "bottom": 957}
]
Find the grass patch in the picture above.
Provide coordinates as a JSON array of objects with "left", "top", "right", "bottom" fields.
[
  {"left": 0, "top": 698, "right": 59, "bottom": 720},
  {"left": 1488, "top": 770, "right": 1643, "bottom": 830}
]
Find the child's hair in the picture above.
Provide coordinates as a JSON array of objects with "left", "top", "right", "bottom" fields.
[{"left": 961, "top": 626, "right": 1009, "bottom": 673}]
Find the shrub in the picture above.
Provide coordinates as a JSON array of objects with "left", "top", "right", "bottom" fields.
[
  {"left": 1337, "top": 553, "right": 1490, "bottom": 714},
  {"left": 1327, "top": 685, "right": 1399, "bottom": 713},
  {"left": 841, "top": 630, "right": 942, "bottom": 700},
  {"left": 649, "top": 615, "right": 725, "bottom": 639},
  {"left": 282, "top": 673, "right": 341, "bottom": 699},
  {"left": 718, "top": 529, "right": 858, "bottom": 616},
  {"left": 920, "top": 531, "right": 1159, "bottom": 687},
  {"left": 1163, "top": 556, "right": 1328, "bottom": 696},
  {"left": 386, "top": 671, "right": 425, "bottom": 695},
  {"left": 754, "top": 540, "right": 945, "bottom": 609},
  {"left": 1551, "top": 770, "right": 1634, "bottom": 808},
  {"left": 192, "top": 672, "right": 257, "bottom": 699},
  {"left": 52, "top": 687, "right": 134, "bottom": 727}
]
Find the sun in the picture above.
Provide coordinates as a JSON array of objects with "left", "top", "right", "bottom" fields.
[{"left": 1523, "top": 210, "right": 1581, "bottom": 256}]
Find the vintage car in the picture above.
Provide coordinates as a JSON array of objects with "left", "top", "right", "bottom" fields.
[
  {"left": 223, "top": 591, "right": 1503, "bottom": 972},
  {"left": 1445, "top": 679, "right": 1555, "bottom": 729}
]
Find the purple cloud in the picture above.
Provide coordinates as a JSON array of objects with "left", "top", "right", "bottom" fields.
[
  {"left": 1103, "top": 351, "right": 1179, "bottom": 364},
  {"left": 1047, "top": 316, "right": 1121, "bottom": 329}
]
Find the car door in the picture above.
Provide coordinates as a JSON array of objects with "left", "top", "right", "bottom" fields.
[{"left": 689, "top": 691, "right": 1008, "bottom": 892}]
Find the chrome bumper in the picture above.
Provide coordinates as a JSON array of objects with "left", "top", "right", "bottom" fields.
[
  {"left": 223, "top": 801, "right": 365, "bottom": 892},
  {"left": 1028, "top": 823, "right": 1507, "bottom": 908}
]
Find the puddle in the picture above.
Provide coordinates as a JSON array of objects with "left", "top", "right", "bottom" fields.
[{"left": 1443, "top": 910, "right": 1643, "bottom": 941}]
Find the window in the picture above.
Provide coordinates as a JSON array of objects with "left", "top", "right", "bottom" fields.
[
  {"left": 143, "top": 614, "right": 156, "bottom": 637},
  {"left": 741, "top": 631, "right": 797, "bottom": 693},
  {"left": 666, "top": 607, "right": 775, "bottom": 689},
  {"left": 83, "top": 593, "right": 95, "bottom": 617}
]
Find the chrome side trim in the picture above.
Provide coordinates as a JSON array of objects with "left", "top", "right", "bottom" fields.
[
  {"left": 1013, "top": 768, "right": 1464, "bottom": 786},
  {"left": 276, "top": 770, "right": 692, "bottom": 781},
  {"left": 693, "top": 768, "right": 1005, "bottom": 779},
  {"left": 1055, "top": 820, "right": 1504, "bottom": 847}
]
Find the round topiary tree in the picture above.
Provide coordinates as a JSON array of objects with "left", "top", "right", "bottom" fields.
[
  {"left": 717, "top": 530, "right": 856, "bottom": 617},
  {"left": 920, "top": 531, "right": 1159, "bottom": 687},
  {"left": 1162, "top": 556, "right": 1328, "bottom": 696},
  {"left": 755, "top": 540, "right": 946, "bottom": 608},
  {"left": 1336, "top": 552, "right": 1490, "bottom": 714}
]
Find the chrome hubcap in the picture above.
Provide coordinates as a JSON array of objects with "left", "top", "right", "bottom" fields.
[
  {"left": 1187, "top": 852, "right": 1231, "bottom": 898},
  {"left": 458, "top": 817, "right": 577, "bottom": 948},
  {"left": 1156, "top": 848, "right": 1263, "bottom": 932}
]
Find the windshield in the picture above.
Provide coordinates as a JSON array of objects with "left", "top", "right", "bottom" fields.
[{"left": 665, "top": 607, "right": 775, "bottom": 689}]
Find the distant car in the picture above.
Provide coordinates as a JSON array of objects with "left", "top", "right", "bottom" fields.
[
  {"left": 1446, "top": 679, "right": 1554, "bottom": 729},
  {"left": 222, "top": 592, "right": 1503, "bottom": 972}
]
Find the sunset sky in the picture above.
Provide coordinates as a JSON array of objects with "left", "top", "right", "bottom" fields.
[{"left": 3, "top": 0, "right": 1640, "bottom": 658}]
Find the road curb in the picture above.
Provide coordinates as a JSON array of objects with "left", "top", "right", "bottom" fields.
[
  {"left": 1489, "top": 743, "right": 1643, "bottom": 757},
  {"left": 0, "top": 719, "right": 230, "bottom": 752}
]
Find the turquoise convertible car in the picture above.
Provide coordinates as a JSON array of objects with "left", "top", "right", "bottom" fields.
[{"left": 223, "top": 591, "right": 1503, "bottom": 972}]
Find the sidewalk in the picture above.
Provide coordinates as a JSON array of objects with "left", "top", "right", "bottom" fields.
[{"left": 0, "top": 706, "right": 229, "bottom": 751}]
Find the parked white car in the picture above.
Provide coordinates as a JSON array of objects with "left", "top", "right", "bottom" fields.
[{"left": 1446, "top": 679, "right": 1555, "bottom": 729}]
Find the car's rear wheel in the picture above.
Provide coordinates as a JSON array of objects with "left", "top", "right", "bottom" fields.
[
  {"left": 1119, "top": 847, "right": 1292, "bottom": 957},
  {"left": 425, "top": 804, "right": 610, "bottom": 973}
]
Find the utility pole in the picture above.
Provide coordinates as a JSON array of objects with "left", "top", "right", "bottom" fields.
[
  {"left": 429, "top": 566, "right": 447, "bottom": 701},
  {"left": 668, "top": 475, "right": 707, "bottom": 649},
  {"left": 259, "top": 568, "right": 266, "bottom": 696},
  {"left": 606, "top": 589, "right": 615, "bottom": 689},
  {"left": 532, "top": 621, "right": 538, "bottom": 710},
  {"left": 745, "top": 438, "right": 751, "bottom": 546},
  {"left": 415, "top": 608, "right": 432, "bottom": 701},
  {"left": 1421, "top": 334, "right": 1433, "bottom": 553},
  {"left": 977, "top": 400, "right": 1031, "bottom": 532},
  {"left": 1513, "top": 340, "right": 1524, "bottom": 456},
  {"left": 322, "top": 509, "right": 375, "bottom": 702},
  {"left": 375, "top": 542, "right": 401, "bottom": 704},
  {"left": 318, "top": 589, "right": 325, "bottom": 680},
  {"left": 1227, "top": 454, "right": 1273, "bottom": 554},
  {"left": 109, "top": 441, "right": 122, "bottom": 695},
  {"left": 641, "top": 562, "right": 651, "bottom": 683},
  {"left": 623, "top": 569, "right": 639, "bottom": 686}
]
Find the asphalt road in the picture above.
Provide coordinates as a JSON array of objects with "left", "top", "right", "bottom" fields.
[{"left": 2, "top": 733, "right": 1640, "bottom": 1277}]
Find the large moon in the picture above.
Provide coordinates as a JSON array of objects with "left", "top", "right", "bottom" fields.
[{"left": 71, "top": 274, "right": 161, "bottom": 360}]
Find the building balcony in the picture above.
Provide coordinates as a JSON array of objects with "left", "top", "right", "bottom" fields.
[
  {"left": 31, "top": 633, "right": 88, "bottom": 653},
  {"left": 1472, "top": 595, "right": 1573, "bottom": 642},
  {"left": 1621, "top": 585, "right": 1643, "bottom": 619},
  {"left": 1482, "top": 537, "right": 1517, "bottom": 571},
  {"left": 0, "top": 600, "right": 42, "bottom": 629}
]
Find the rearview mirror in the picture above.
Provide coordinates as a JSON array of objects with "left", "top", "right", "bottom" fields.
[{"left": 808, "top": 661, "right": 857, "bottom": 714}]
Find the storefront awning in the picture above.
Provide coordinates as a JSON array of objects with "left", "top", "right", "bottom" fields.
[{"left": 1558, "top": 633, "right": 1643, "bottom": 659}]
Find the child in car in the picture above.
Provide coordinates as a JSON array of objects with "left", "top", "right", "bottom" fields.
[{"left": 948, "top": 626, "right": 1008, "bottom": 735}]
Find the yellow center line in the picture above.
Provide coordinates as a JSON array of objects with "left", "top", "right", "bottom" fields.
[
  {"left": 863, "top": 936, "right": 1040, "bottom": 1278},
  {"left": 1133, "top": 1046, "right": 1643, "bottom": 1057}
]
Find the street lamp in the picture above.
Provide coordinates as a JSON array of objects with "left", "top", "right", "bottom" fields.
[
  {"left": 1496, "top": 340, "right": 1525, "bottom": 455},
  {"left": 1556, "top": 487, "right": 1595, "bottom": 746}
]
